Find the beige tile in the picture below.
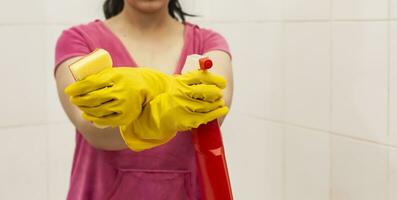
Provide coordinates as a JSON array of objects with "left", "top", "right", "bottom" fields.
[
  {"left": 47, "top": 123, "right": 75, "bottom": 200},
  {"left": 179, "top": 0, "right": 197, "bottom": 14},
  {"left": 196, "top": 0, "right": 283, "bottom": 21},
  {"left": 331, "top": 136, "right": 388, "bottom": 200},
  {"left": 206, "top": 22, "right": 283, "bottom": 120},
  {"left": 263, "top": 121, "right": 284, "bottom": 200},
  {"left": 331, "top": 22, "right": 388, "bottom": 143},
  {"left": 0, "top": 26, "right": 46, "bottom": 127},
  {"left": 222, "top": 112, "right": 282, "bottom": 199},
  {"left": 332, "top": 0, "right": 388, "bottom": 19},
  {"left": 390, "top": 22, "right": 397, "bottom": 146},
  {"left": 45, "top": 0, "right": 103, "bottom": 23},
  {"left": 0, "top": 0, "right": 45, "bottom": 23},
  {"left": 0, "top": 126, "right": 47, "bottom": 200},
  {"left": 284, "top": 0, "right": 331, "bottom": 20},
  {"left": 285, "top": 125, "right": 330, "bottom": 200},
  {"left": 260, "top": 23, "right": 284, "bottom": 121},
  {"left": 392, "top": 0, "right": 397, "bottom": 19},
  {"left": 45, "top": 25, "right": 70, "bottom": 123},
  {"left": 284, "top": 22, "right": 331, "bottom": 130},
  {"left": 390, "top": 148, "right": 397, "bottom": 200}
]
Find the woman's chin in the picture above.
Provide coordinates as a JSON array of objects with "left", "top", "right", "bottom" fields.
[{"left": 127, "top": 0, "right": 167, "bottom": 14}]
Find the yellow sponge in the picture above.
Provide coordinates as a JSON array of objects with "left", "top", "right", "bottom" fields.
[
  {"left": 69, "top": 48, "right": 113, "bottom": 81},
  {"left": 68, "top": 48, "right": 113, "bottom": 129}
]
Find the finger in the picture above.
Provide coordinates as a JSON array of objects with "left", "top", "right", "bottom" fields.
[
  {"left": 79, "top": 99, "right": 121, "bottom": 118},
  {"left": 184, "top": 106, "right": 229, "bottom": 129},
  {"left": 178, "top": 70, "right": 226, "bottom": 89},
  {"left": 196, "top": 106, "right": 229, "bottom": 126},
  {"left": 184, "top": 98, "right": 226, "bottom": 113},
  {"left": 70, "top": 86, "right": 116, "bottom": 107},
  {"left": 186, "top": 84, "right": 223, "bottom": 102},
  {"left": 65, "top": 68, "right": 115, "bottom": 96}
]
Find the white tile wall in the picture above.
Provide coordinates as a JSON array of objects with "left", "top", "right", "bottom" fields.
[
  {"left": 262, "top": 0, "right": 284, "bottom": 20},
  {"left": 331, "top": 136, "right": 388, "bottom": 200},
  {"left": 332, "top": 0, "right": 388, "bottom": 19},
  {"left": 0, "top": 0, "right": 45, "bottom": 23},
  {"left": 209, "top": 22, "right": 282, "bottom": 120},
  {"left": 284, "top": 22, "right": 331, "bottom": 130},
  {"left": 392, "top": 0, "right": 397, "bottom": 19},
  {"left": 390, "top": 22, "right": 397, "bottom": 146},
  {"left": 284, "top": 0, "right": 331, "bottom": 20},
  {"left": 285, "top": 125, "right": 330, "bottom": 200},
  {"left": 47, "top": 123, "right": 75, "bottom": 200},
  {"left": 221, "top": 111, "right": 282, "bottom": 200},
  {"left": 0, "top": 26, "right": 46, "bottom": 127},
  {"left": 45, "top": 0, "right": 103, "bottom": 23},
  {"left": 45, "top": 25, "right": 70, "bottom": 123},
  {"left": 263, "top": 121, "right": 284, "bottom": 200},
  {"left": 261, "top": 23, "right": 284, "bottom": 121},
  {"left": 179, "top": 0, "right": 198, "bottom": 17},
  {"left": 390, "top": 148, "right": 397, "bottom": 200},
  {"left": 0, "top": 126, "right": 47, "bottom": 200},
  {"left": 197, "top": 0, "right": 283, "bottom": 21},
  {"left": 331, "top": 22, "right": 388, "bottom": 143}
]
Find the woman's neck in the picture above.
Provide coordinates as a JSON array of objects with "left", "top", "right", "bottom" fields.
[{"left": 116, "top": 4, "right": 178, "bottom": 34}]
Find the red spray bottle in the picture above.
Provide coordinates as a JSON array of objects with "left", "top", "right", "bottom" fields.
[{"left": 186, "top": 55, "right": 234, "bottom": 200}]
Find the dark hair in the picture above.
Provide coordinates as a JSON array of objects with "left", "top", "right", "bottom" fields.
[{"left": 103, "top": 0, "right": 195, "bottom": 22}]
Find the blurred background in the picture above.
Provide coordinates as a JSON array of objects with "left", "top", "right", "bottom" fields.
[{"left": 0, "top": 0, "right": 396, "bottom": 199}]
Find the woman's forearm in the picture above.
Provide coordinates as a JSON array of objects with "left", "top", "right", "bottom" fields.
[
  {"left": 74, "top": 118, "right": 128, "bottom": 151},
  {"left": 203, "top": 50, "right": 234, "bottom": 126}
]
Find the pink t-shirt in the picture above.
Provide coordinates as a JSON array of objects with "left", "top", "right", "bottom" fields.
[{"left": 55, "top": 20, "right": 230, "bottom": 200}]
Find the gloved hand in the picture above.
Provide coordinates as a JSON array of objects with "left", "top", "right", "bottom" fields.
[
  {"left": 65, "top": 66, "right": 229, "bottom": 151},
  {"left": 64, "top": 67, "right": 170, "bottom": 126},
  {"left": 119, "top": 70, "right": 229, "bottom": 151}
]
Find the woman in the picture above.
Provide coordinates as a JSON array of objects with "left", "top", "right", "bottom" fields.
[{"left": 55, "top": 0, "right": 233, "bottom": 199}]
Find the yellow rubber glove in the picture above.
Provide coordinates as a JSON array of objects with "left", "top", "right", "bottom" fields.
[
  {"left": 65, "top": 66, "right": 228, "bottom": 151},
  {"left": 65, "top": 67, "right": 169, "bottom": 126},
  {"left": 120, "top": 70, "right": 229, "bottom": 151}
]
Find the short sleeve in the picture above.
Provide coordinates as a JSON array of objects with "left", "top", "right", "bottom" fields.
[
  {"left": 201, "top": 29, "right": 231, "bottom": 59},
  {"left": 54, "top": 27, "right": 91, "bottom": 73}
]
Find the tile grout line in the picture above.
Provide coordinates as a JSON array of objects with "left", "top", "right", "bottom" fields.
[
  {"left": 0, "top": 121, "right": 70, "bottom": 130},
  {"left": 262, "top": 118, "right": 397, "bottom": 149},
  {"left": 0, "top": 22, "right": 78, "bottom": 26},
  {"left": 281, "top": 14, "right": 287, "bottom": 200},
  {"left": 285, "top": 19, "right": 393, "bottom": 22},
  {"left": 44, "top": 62, "right": 51, "bottom": 183},
  {"left": 281, "top": 121, "right": 287, "bottom": 200},
  {"left": 387, "top": 0, "right": 392, "bottom": 199},
  {"left": 280, "top": 2, "right": 287, "bottom": 197},
  {"left": 45, "top": 125, "right": 50, "bottom": 200},
  {"left": 329, "top": 0, "right": 334, "bottom": 196},
  {"left": 236, "top": 111, "right": 283, "bottom": 123}
]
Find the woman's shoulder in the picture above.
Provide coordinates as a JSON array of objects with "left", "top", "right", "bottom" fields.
[
  {"left": 57, "top": 19, "right": 112, "bottom": 51},
  {"left": 185, "top": 21, "right": 230, "bottom": 54},
  {"left": 61, "top": 19, "right": 104, "bottom": 37},
  {"left": 55, "top": 20, "right": 110, "bottom": 68},
  {"left": 185, "top": 22, "right": 223, "bottom": 37}
]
